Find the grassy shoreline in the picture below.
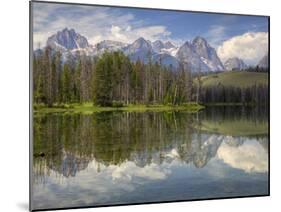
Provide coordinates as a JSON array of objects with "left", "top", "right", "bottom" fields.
[{"left": 33, "top": 102, "right": 205, "bottom": 114}]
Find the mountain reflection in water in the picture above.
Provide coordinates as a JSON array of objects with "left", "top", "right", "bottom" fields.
[{"left": 32, "top": 106, "right": 268, "bottom": 209}]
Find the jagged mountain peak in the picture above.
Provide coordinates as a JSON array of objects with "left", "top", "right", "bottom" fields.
[
  {"left": 47, "top": 27, "right": 89, "bottom": 50},
  {"left": 152, "top": 40, "right": 177, "bottom": 54},
  {"left": 182, "top": 40, "right": 192, "bottom": 47},
  {"left": 124, "top": 37, "right": 153, "bottom": 63},
  {"left": 164, "top": 41, "right": 175, "bottom": 49},
  {"left": 258, "top": 53, "right": 268, "bottom": 68},
  {"left": 192, "top": 36, "right": 224, "bottom": 71},
  {"left": 224, "top": 57, "right": 247, "bottom": 71},
  {"left": 152, "top": 40, "right": 165, "bottom": 52},
  {"left": 176, "top": 38, "right": 224, "bottom": 72},
  {"left": 192, "top": 36, "right": 210, "bottom": 46},
  {"left": 62, "top": 27, "right": 75, "bottom": 33},
  {"left": 176, "top": 43, "right": 210, "bottom": 72},
  {"left": 192, "top": 36, "right": 213, "bottom": 57},
  {"left": 43, "top": 28, "right": 227, "bottom": 72},
  {"left": 130, "top": 37, "right": 152, "bottom": 50},
  {"left": 135, "top": 37, "right": 148, "bottom": 43}
]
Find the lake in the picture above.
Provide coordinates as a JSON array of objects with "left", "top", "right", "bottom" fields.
[{"left": 31, "top": 106, "right": 269, "bottom": 210}]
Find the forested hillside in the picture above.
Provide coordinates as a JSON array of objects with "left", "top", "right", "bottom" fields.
[{"left": 195, "top": 71, "right": 268, "bottom": 105}]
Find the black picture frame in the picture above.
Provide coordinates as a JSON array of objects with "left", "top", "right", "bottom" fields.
[{"left": 29, "top": 1, "right": 270, "bottom": 211}]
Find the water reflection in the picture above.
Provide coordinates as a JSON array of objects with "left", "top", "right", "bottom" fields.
[
  {"left": 32, "top": 107, "right": 268, "bottom": 209},
  {"left": 217, "top": 139, "right": 268, "bottom": 173}
]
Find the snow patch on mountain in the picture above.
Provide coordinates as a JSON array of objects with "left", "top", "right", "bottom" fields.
[
  {"left": 47, "top": 28, "right": 89, "bottom": 50},
  {"left": 42, "top": 28, "right": 228, "bottom": 73},
  {"left": 192, "top": 36, "right": 224, "bottom": 71}
]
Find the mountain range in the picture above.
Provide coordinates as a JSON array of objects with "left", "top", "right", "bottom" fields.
[
  {"left": 258, "top": 53, "right": 268, "bottom": 68},
  {"left": 37, "top": 28, "right": 267, "bottom": 72},
  {"left": 224, "top": 57, "right": 248, "bottom": 71}
]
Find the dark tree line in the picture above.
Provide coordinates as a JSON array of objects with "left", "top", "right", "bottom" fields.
[
  {"left": 33, "top": 48, "right": 193, "bottom": 106},
  {"left": 244, "top": 66, "right": 269, "bottom": 73},
  {"left": 199, "top": 84, "right": 268, "bottom": 106},
  {"left": 33, "top": 47, "right": 268, "bottom": 107}
]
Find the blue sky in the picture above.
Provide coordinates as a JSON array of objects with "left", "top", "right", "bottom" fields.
[
  {"left": 120, "top": 7, "right": 268, "bottom": 46},
  {"left": 33, "top": 2, "right": 268, "bottom": 65}
]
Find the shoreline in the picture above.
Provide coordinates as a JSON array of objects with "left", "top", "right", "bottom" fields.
[{"left": 33, "top": 103, "right": 205, "bottom": 114}]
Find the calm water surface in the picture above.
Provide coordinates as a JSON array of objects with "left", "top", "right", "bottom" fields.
[{"left": 32, "top": 106, "right": 269, "bottom": 210}]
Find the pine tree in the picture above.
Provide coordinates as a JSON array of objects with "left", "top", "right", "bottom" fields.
[
  {"left": 92, "top": 52, "right": 114, "bottom": 106},
  {"left": 42, "top": 46, "right": 53, "bottom": 106},
  {"left": 61, "top": 63, "right": 71, "bottom": 103}
]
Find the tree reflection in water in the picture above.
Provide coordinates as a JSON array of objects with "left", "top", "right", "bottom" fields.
[{"left": 33, "top": 106, "right": 268, "bottom": 184}]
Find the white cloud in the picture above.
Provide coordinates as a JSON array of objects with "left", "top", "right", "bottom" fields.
[
  {"left": 217, "top": 32, "right": 268, "bottom": 65},
  {"left": 217, "top": 139, "right": 268, "bottom": 173},
  {"left": 32, "top": 158, "right": 173, "bottom": 208},
  {"left": 102, "top": 25, "right": 171, "bottom": 44},
  {"left": 32, "top": 2, "right": 172, "bottom": 48},
  {"left": 111, "top": 161, "right": 171, "bottom": 181}
]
